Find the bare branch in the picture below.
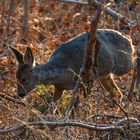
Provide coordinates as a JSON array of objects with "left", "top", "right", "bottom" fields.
[
  {"left": 6, "top": 0, "right": 13, "bottom": 36},
  {"left": 6, "top": 0, "right": 21, "bottom": 36},
  {"left": 114, "top": 117, "right": 139, "bottom": 126},
  {"left": 57, "top": 0, "right": 136, "bottom": 27},
  {"left": 85, "top": 114, "right": 124, "bottom": 121},
  {"left": 21, "top": 0, "right": 29, "bottom": 39},
  {"left": 0, "top": 119, "right": 140, "bottom": 134},
  {"left": 0, "top": 92, "right": 26, "bottom": 106},
  {"left": 0, "top": 49, "right": 9, "bottom": 57},
  {"left": 65, "top": 5, "right": 102, "bottom": 118},
  {"left": 128, "top": 68, "right": 137, "bottom": 101}
]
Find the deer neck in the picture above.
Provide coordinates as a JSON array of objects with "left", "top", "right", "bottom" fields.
[{"left": 32, "top": 62, "right": 65, "bottom": 85}]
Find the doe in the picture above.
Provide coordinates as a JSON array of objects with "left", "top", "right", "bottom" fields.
[{"left": 10, "top": 29, "right": 139, "bottom": 103}]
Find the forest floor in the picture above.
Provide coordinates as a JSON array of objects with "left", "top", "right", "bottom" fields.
[{"left": 0, "top": 0, "right": 140, "bottom": 139}]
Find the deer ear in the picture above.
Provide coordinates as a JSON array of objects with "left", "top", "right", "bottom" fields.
[
  {"left": 9, "top": 46, "right": 24, "bottom": 64},
  {"left": 24, "top": 47, "right": 34, "bottom": 67}
]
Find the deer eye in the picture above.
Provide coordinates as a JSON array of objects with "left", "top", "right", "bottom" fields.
[{"left": 21, "top": 77, "right": 27, "bottom": 83}]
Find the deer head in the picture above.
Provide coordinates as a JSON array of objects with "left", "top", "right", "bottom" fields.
[{"left": 10, "top": 47, "right": 38, "bottom": 97}]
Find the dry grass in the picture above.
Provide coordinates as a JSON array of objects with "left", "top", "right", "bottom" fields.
[{"left": 0, "top": 0, "right": 140, "bottom": 139}]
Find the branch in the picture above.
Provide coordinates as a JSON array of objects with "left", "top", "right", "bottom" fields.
[
  {"left": 65, "top": 4, "right": 102, "bottom": 118},
  {"left": 85, "top": 114, "right": 123, "bottom": 121},
  {"left": 6, "top": 0, "right": 13, "bottom": 36},
  {"left": 0, "top": 49, "right": 9, "bottom": 57},
  {"left": 57, "top": 0, "right": 136, "bottom": 27},
  {"left": 113, "top": 117, "right": 139, "bottom": 126},
  {"left": 0, "top": 119, "right": 140, "bottom": 134},
  {"left": 128, "top": 67, "right": 137, "bottom": 101},
  {"left": 6, "top": 0, "right": 21, "bottom": 36},
  {"left": 21, "top": 0, "right": 28, "bottom": 39},
  {"left": 0, "top": 92, "right": 26, "bottom": 106}
]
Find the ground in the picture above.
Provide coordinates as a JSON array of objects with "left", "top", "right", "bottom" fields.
[{"left": 0, "top": 0, "right": 140, "bottom": 139}]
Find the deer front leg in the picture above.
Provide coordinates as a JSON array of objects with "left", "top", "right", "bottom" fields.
[
  {"left": 47, "top": 86, "right": 63, "bottom": 114},
  {"left": 100, "top": 74, "right": 123, "bottom": 103},
  {"left": 52, "top": 86, "right": 64, "bottom": 103}
]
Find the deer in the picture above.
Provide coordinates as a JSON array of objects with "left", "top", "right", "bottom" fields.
[{"left": 10, "top": 28, "right": 140, "bottom": 105}]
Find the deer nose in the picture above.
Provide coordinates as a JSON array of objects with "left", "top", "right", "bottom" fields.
[{"left": 17, "top": 84, "right": 26, "bottom": 97}]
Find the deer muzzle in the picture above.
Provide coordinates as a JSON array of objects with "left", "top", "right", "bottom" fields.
[{"left": 17, "top": 83, "right": 26, "bottom": 97}]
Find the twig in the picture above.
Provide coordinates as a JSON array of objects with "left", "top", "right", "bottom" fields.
[
  {"left": 65, "top": 78, "right": 81, "bottom": 118},
  {"left": 13, "top": 117, "right": 52, "bottom": 140},
  {"left": 0, "top": 49, "right": 9, "bottom": 57},
  {"left": 0, "top": 92, "right": 51, "bottom": 122},
  {"left": 0, "top": 0, "right": 5, "bottom": 33},
  {"left": 67, "top": 68, "right": 86, "bottom": 89},
  {"left": 0, "top": 38, "right": 18, "bottom": 57},
  {"left": 113, "top": 117, "right": 139, "bottom": 126},
  {"left": 85, "top": 114, "right": 123, "bottom": 121},
  {"left": 6, "top": 0, "right": 14, "bottom": 36},
  {"left": 0, "top": 92, "right": 26, "bottom": 106},
  {"left": 0, "top": 120, "right": 140, "bottom": 134},
  {"left": 128, "top": 69, "right": 137, "bottom": 101},
  {"left": 112, "top": 98, "right": 131, "bottom": 127},
  {"left": 57, "top": 0, "right": 136, "bottom": 27},
  {"left": 6, "top": 0, "right": 21, "bottom": 36},
  {"left": 21, "top": 0, "right": 28, "bottom": 39}
]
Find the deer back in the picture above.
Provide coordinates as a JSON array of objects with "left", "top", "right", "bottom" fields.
[{"left": 48, "top": 29, "right": 135, "bottom": 78}]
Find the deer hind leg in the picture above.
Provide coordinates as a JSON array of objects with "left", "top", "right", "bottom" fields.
[{"left": 100, "top": 74, "right": 123, "bottom": 103}]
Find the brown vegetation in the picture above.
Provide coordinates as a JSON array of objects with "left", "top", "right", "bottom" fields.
[{"left": 0, "top": 0, "right": 140, "bottom": 139}]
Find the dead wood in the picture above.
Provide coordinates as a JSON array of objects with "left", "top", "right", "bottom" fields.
[
  {"left": 85, "top": 114, "right": 124, "bottom": 121},
  {"left": 21, "top": 0, "right": 29, "bottom": 39},
  {"left": 0, "top": 118, "right": 139, "bottom": 134}
]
